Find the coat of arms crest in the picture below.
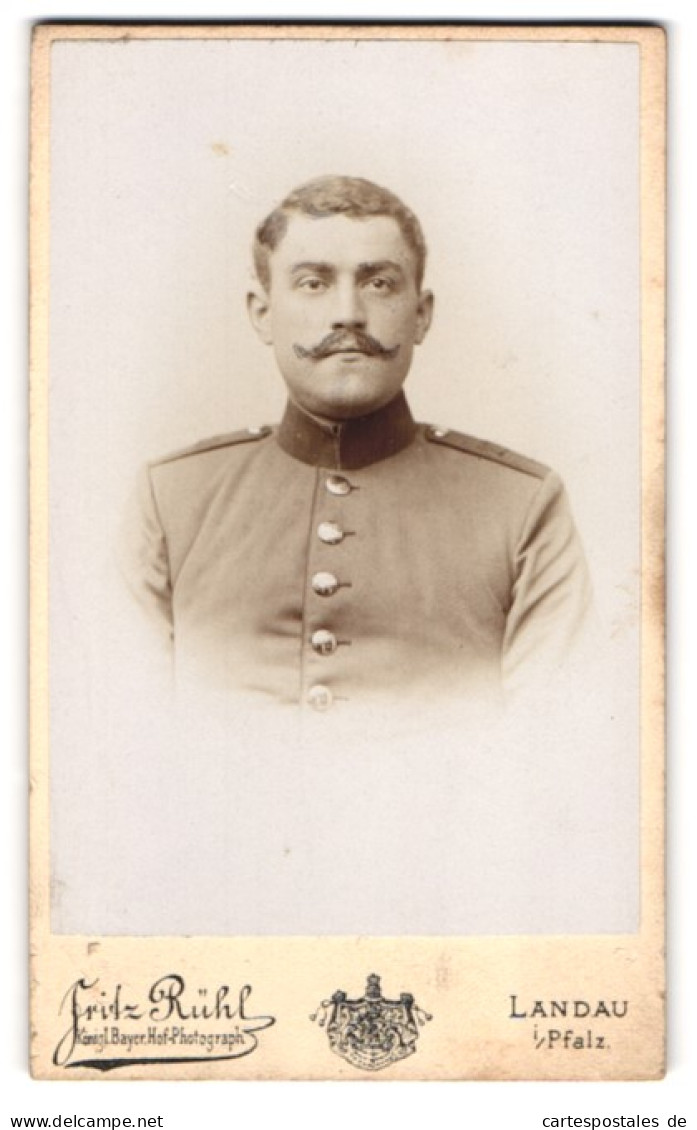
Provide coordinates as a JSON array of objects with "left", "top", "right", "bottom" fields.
[{"left": 311, "top": 973, "right": 432, "bottom": 1071}]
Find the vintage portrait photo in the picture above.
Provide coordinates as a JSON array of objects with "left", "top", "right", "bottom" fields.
[{"left": 30, "top": 24, "right": 665, "bottom": 1079}]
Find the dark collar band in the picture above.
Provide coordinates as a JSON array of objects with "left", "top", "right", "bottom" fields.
[{"left": 275, "top": 392, "right": 417, "bottom": 471}]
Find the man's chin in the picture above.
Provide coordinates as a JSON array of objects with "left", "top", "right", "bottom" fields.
[
  {"left": 305, "top": 391, "right": 396, "bottom": 422},
  {"left": 283, "top": 357, "right": 408, "bottom": 421}
]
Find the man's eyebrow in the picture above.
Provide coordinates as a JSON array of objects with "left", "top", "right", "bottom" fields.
[
  {"left": 355, "top": 260, "right": 406, "bottom": 278},
  {"left": 289, "top": 261, "right": 334, "bottom": 275},
  {"left": 287, "top": 259, "right": 407, "bottom": 279}
]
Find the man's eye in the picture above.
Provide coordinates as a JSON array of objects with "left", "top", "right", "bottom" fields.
[
  {"left": 297, "top": 277, "right": 327, "bottom": 291},
  {"left": 365, "top": 277, "right": 394, "bottom": 292}
]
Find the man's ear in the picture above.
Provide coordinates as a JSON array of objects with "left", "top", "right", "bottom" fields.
[
  {"left": 247, "top": 289, "right": 273, "bottom": 345},
  {"left": 414, "top": 289, "right": 434, "bottom": 345}
]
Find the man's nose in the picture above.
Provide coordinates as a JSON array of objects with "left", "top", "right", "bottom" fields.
[{"left": 330, "top": 282, "right": 367, "bottom": 329}]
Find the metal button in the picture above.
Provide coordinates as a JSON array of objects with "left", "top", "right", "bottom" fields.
[
  {"left": 312, "top": 571, "right": 340, "bottom": 597},
  {"left": 311, "top": 629, "right": 338, "bottom": 655},
  {"left": 326, "top": 474, "right": 352, "bottom": 496},
  {"left": 318, "top": 521, "right": 345, "bottom": 545},
  {"left": 429, "top": 426, "right": 449, "bottom": 439},
  {"left": 307, "top": 684, "right": 333, "bottom": 711},
  {"left": 247, "top": 425, "right": 267, "bottom": 436}
]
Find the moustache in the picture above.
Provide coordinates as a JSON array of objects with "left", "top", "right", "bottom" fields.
[{"left": 293, "top": 330, "right": 400, "bottom": 361}]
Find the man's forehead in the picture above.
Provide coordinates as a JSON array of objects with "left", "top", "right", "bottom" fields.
[{"left": 271, "top": 212, "right": 415, "bottom": 268}]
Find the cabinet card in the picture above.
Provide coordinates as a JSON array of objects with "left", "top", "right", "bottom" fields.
[{"left": 30, "top": 22, "right": 665, "bottom": 1080}]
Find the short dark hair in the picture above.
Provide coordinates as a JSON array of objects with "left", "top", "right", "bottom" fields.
[{"left": 253, "top": 175, "right": 427, "bottom": 291}]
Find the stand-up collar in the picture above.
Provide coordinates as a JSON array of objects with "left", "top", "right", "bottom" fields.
[{"left": 275, "top": 391, "right": 417, "bottom": 471}]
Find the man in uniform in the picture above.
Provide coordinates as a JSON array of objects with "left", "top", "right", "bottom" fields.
[{"left": 123, "top": 175, "right": 591, "bottom": 715}]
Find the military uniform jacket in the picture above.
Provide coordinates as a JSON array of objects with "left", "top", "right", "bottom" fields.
[{"left": 123, "top": 392, "right": 591, "bottom": 712}]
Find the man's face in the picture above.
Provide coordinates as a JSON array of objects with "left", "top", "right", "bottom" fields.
[{"left": 248, "top": 213, "right": 433, "bottom": 421}]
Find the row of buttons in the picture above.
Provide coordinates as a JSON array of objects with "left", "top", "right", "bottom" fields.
[{"left": 306, "top": 475, "right": 354, "bottom": 712}]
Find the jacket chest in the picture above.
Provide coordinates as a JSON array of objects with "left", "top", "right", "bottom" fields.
[{"left": 169, "top": 458, "right": 512, "bottom": 704}]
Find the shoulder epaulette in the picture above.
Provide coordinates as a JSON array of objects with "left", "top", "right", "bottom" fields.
[
  {"left": 424, "top": 425, "right": 549, "bottom": 480},
  {"left": 151, "top": 425, "right": 273, "bottom": 467}
]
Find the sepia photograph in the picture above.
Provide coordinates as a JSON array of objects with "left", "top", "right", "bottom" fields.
[{"left": 29, "top": 23, "right": 665, "bottom": 1079}]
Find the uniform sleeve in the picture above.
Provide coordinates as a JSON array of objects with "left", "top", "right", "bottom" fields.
[
  {"left": 502, "top": 471, "right": 593, "bottom": 700},
  {"left": 117, "top": 464, "right": 174, "bottom": 649}
]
